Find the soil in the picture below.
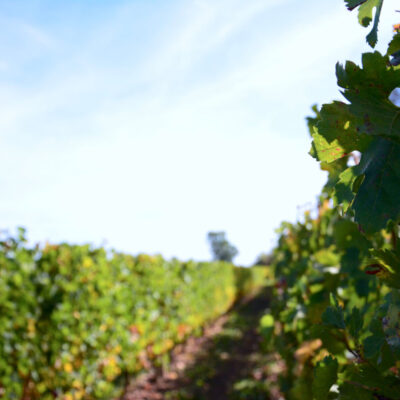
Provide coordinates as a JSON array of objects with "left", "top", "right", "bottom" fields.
[{"left": 121, "top": 288, "right": 283, "bottom": 400}]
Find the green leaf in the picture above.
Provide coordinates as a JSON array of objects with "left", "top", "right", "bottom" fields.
[
  {"left": 333, "top": 220, "right": 370, "bottom": 252},
  {"left": 329, "top": 293, "right": 339, "bottom": 307},
  {"left": 260, "top": 314, "right": 274, "bottom": 328},
  {"left": 338, "top": 382, "right": 374, "bottom": 400},
  {"left": 352, "top": 138, "right": 400, "bottom": 233},
  {"left": 387, "top": 33, "right": 400, "bottom": 56},
  {"left": 337, "top": 53, "right": 400, "bottom": 142},
  {"left": 342, "top": 364, "right": 400, "bottom": 398},
  {"left": 333, "top": 168, "right": 357, "bottom": 212},
  {"left": 358, "top": 0, "right": 379, "bottom": 26},
  {"left": 320, "top": 76, "right": 400, "bottom": 232},
  {"left": 318, "top": 102, "right": 372, "bottom": 152},
  {"left": 345, "top": 0, "right": 384, "bottom": 47},
  {"left": 309, "top": 50, "right": 400, "bottom": 172},
  {"left": 344, "top": 0, "right": 367, "bottom": 11},
  {"left": 346, "top": 307, "right": 364, "bottom": 339},
  {"left": 354, "top": 275, "right": 371, "bottom": 297},
  {"left": 310, "top": 131, "right": 349, "bottom": 163},
  {"left": 310, "top": 101, "right": 372, "bottom": 164},
  {"left": 363, "top": 334, "right": 385, "bottom": 358},
  {"left": 363, "top": 316, "right": 386, "bottom": 359},
  {"left": 322, "top": 305, "right": 346, "bottom": 329},
  {"left": 312, "top": 356, "right": 338, "bottom": 400},
  {"left": 340, "top": 248, "right": 361, "bottom": 274},
  {"left": 290, "top": 373, "right": 314, "bottom": 400},
  {"left": 314, "top": 247, "right": 340, "bottom": 267},
  {"left": 259, "top": 314, "right": 274, "bottom": 344}
]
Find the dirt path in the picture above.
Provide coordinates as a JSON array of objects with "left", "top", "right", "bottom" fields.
[{"left": 122, "top": 288, "right": 279, "bottom": 400}]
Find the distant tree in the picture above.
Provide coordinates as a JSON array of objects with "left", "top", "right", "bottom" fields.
[
  {"left": 253, "top": 252, "right": 273, "bottom": 266},
  {"left": 207, "top": 231, "right": 238, "bottom": 263}
]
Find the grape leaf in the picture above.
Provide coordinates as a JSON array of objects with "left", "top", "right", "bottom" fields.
[
  {"left": 388, "top": 33, "right": 400, "bottom": 66},
  {"left": 320, "top": 158, "right": 349, "bottom": 196},
  {"left": 322, "top": 305, "right": 346, "bottom": 329},
  {"left": 345, "top": 0, "right": 384, "bottom": 47},
  {"left": 312, "top": 356, "right": 338, "bottom": 400},
  {"left": 340, "top": 248, "right": 361, "bottom": 274},
  {"left": 346, "top": 307, "right": 364, "bottom": 339},
  {"left": 342, "top": 364, "right": 400, "bottom": 399},
  {"left": 352, "top": 138, "right": 400, "bottom": 234},
  {"left": 363, "top": 333, "right": 385, "bottom": 358},
  {"left": 309, "top": 101, "right": 371, "bottom": 164},
  {"left": 332, "top": 167, "right": 358, "bottom": 212},
  {"left": 336, "top": 53, "right": 400, "bottom": 143},
  {"left": 344, "top": 0, "right": 367, "bottom": 11},
  {"left": 318, "top": 103, "right": 360, "bottom": 144},
  {"left": 314, "top": 246, "right": 341, "bottom": 266},
  {"left": 387, "top": 33, "right": 400, "bottom": 56},
  {"left": 333, "top": 220, "right": 370, "bottom": 252},
  {"left": 314, "top": 52, "right": 400, "bottom": 233},
  {"left": 309, "top": 51, "right": 400, "bottom": 164},
  {"left": 310, "top": 131, "right": 348, "bottom": 163},
  {"left": 339, "top": 382, "right": 374, "bottom": 400},
  {"left": 358, "top": 0, "right": 380, "bottom": 27}
]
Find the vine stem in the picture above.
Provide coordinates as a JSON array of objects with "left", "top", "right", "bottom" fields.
[{"left": 391, "top": 229, "right": 397, "bottom": 249}]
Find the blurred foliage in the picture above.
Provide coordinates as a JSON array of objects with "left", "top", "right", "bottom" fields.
[
  {"left": 253, "top": 253, "right": 274, "bottom": 266},
  {"left": 259, "top": 200, "right": 400, "bottom": 399},
  {"left": 0, "top": 228, "right": 266, "bottom": 399}
]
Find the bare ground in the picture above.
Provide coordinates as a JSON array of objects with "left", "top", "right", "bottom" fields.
[{"left": 121, "top": 289, "right": 283, "bottom": 400}]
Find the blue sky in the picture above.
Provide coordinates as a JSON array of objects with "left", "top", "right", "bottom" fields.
[{"left": 0, "top": 0, "right": 398, "bottom": 265}]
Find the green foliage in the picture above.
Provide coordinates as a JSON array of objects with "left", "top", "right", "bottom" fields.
[
  {"left": 253, "top": 252, "right": 273, "bottom": 266},
  {"left": 322, "top": 305, "right": 345, "bottom": 330},
  {"left": 259, "top": 314, "right": 274, "bottom": 346},
  {"left": 0, "top": 229, "right": 265, "bottom": 399},
  {"left": 388, "top": 33, "right": 400, "bottom": 65},
  {"left": 310, "top": 51, "right": 400, "bottom": 234},
  {"left": 312, "top": 356, "right": 338, "bottom": 400},
  {"left": 258, "top": 198, "right": 400, "bottom": 399},
  {"left": 255, "top": 3, "right": 400, "bottom": 398},
  {"left": 231, "top": 379, "right": 270, "bottom": 400}
]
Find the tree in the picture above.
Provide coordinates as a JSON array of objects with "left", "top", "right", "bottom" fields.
[
  {"left": 207, "top": 231, "right": 238, "bottom": 262},
  {"left": 253, "top": 252, "right": 273, "bottom": 266}
]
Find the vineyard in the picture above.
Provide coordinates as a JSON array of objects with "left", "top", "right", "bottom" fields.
[
  {"left": 2, "top": 0, "right": 400, "bottom": 399},
  {"left": 0, "top": 227, "right": 267, "bottom": 399}
]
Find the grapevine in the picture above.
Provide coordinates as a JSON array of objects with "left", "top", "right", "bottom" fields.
[{"left": 260, "top": 1, "right": 400, "bottom": 398}]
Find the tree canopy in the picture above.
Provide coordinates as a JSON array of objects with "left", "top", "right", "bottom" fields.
[{"left": 207, "top": 231, "right": 238, "bottom": 263}]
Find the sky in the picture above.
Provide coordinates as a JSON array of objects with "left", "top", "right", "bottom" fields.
[{"left": 0, "top": 0, "right": 399, "bottom": 265}]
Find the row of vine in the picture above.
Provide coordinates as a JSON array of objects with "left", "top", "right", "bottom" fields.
[
  {"left": 259, "top": 1, "right": 400, "bottom": 399},
  {"left": 0, "top": 228, "right": 266, "bottom": 399}
]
